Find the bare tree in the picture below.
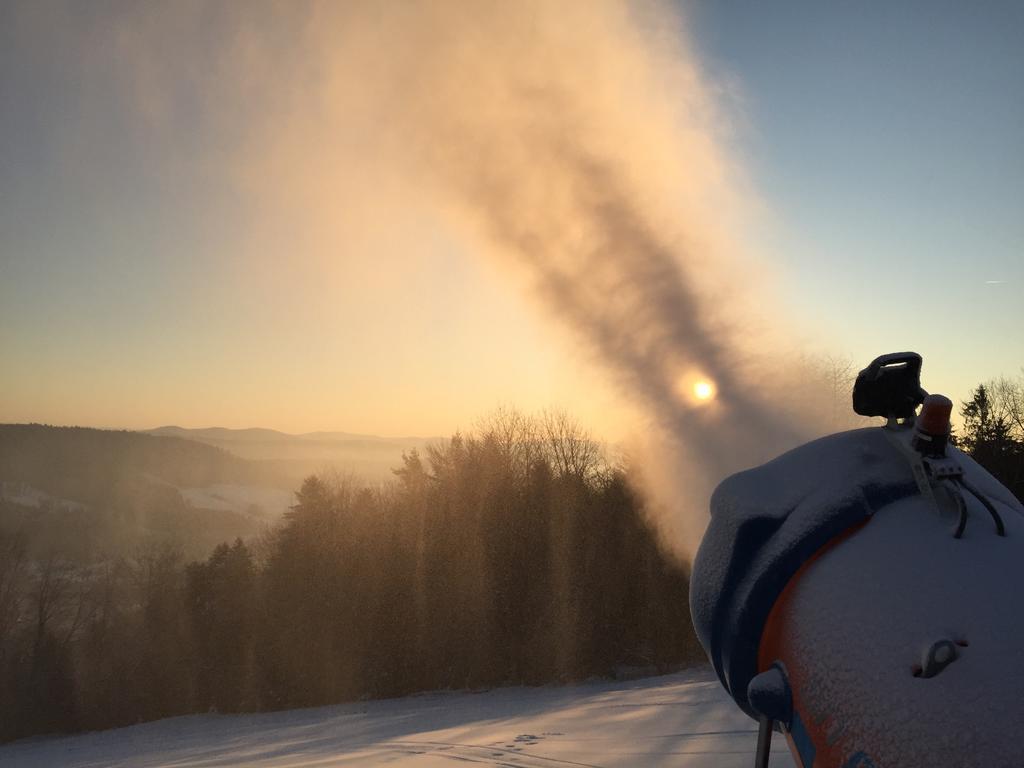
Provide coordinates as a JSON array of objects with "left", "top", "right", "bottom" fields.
[
  {"left": 475, "top": 406, "right": 543, "bottom": 479},
  {"left": 792, "top": 352, "right": 862, "bottom": 432},
  {"left": 991, "top": 373, "right": 1024, "bottom": 441},
  {"left": 29, "top": 555, "right": 93, "bottom": 664},
  {"left": 822, "top": 354, "right": 856, "bottom": 428},
  {"left": 539, "top": 409, "right": 603, "bottom": 480},
  {"left": 0, "top": 533, "right": 28, "bottom": 650}
]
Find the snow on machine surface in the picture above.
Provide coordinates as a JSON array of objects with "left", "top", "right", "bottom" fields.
[{"left": 690, "top": 352, "right": 1024, "bottom": 767}]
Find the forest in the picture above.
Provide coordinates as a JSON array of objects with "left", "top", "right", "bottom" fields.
[
  {"left": 1, "top": 376, "right": 1022, "bottom": 744},
  {"left": 0, "top": 411, "right": 697, "bottom": 742},
  {"left": 955, "top": 380, "right": 1024, "bottom": 500}
]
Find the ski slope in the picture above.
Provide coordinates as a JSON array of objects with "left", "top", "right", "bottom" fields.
[{"left": 0, "top": 667, "right": 795, "bottom": 767}]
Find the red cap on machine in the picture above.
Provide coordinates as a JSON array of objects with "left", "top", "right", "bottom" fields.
[{"left": 918, "top": 394, "right": 953, "bottom": 436}]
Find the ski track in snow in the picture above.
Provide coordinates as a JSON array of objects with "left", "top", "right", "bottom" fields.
[{"left": 0, "top": 667, "right": 795, "bottom": 767}]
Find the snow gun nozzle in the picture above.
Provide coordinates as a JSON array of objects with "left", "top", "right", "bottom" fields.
[{"left": 852, "top": 351, "right": 927, "bottom": 421}]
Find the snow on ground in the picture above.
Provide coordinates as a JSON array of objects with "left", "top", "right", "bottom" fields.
[
  {"left": 178, "top": 484, "right": 295, "bottom": 518},
  {"left": 0, "top": 667, "right": 795, "bottom": 767},
  {"left": 0, "top": 481, "right": 85, "bottom": 512}
]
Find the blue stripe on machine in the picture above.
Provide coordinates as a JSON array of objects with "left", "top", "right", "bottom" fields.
[{"left": 789, "top": 711, "right": 816, "bottom": 767}]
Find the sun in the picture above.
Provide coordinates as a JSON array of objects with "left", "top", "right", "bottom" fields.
[{"left": 693, "top": 380, "right": 716, "bottom": 402}]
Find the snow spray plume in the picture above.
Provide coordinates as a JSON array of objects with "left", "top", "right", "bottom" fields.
[
  {"left": 103, "top": 1, "right": 818, "bottom": 555},
  {"left": 302, "top": 1, "right": 812, "bottom": 553}
]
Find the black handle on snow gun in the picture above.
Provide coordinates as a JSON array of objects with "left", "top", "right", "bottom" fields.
[{"left": 852, "top": 351, "right": 927, "bottom": 419}]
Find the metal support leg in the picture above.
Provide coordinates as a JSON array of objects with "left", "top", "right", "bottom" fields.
[{"left": 755, "top": 716, "right": 773, "bottom": 768}]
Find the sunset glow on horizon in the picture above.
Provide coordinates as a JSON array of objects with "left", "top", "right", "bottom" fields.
[{"left": 0, "top": 1, "right": 1020, "bottom": 442}]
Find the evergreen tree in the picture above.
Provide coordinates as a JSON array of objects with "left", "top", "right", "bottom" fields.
[{"left": 959, "top": 384, "right": 1023, "bottom": 497}]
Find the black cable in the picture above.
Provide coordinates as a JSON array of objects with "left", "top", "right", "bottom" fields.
[
  {"left": 956, "top": 478, "right": 1006, "bottom": 537},
  {"left": 947, "top": 480, "right": 968, "bottom": 539}
]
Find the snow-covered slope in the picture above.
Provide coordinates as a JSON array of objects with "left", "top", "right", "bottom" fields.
[
  {"left": 0, "top": 481, "right": 85, "bottom": 511},
  {"left": 177, "top": 483, "right": 295, "bottom": 518},
  {"left": 0, "top": 668, "right": 795, "bottom": 767}
]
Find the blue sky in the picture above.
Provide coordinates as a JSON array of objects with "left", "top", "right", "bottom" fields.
[{"left": 688, "top": 0, "right": 1023, "bottom": 396}]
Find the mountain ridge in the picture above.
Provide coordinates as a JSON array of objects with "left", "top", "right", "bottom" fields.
[{"left": 147, "top": 425, "right": 438, "bottom": 443}]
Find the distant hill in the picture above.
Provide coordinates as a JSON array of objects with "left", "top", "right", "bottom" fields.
[
  {"left": 0, "top": 424, "right": 293, "bottom": 559},
  {"left": 0, "top": 423, "right": 439, "bottom": 561},
  {"left": 143, "top": 425, "right": 438, "bottom": 484}
]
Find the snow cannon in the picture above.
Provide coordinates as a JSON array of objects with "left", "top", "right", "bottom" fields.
[{"left": 690, "top": 352, "right": 1024, "bottom": 768}]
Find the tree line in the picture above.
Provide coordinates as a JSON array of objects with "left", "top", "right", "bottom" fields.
[
  {"left": 5, "top": 376, "right": 1020, "bottom": 745},
  {"left": 956, "top": 376, "right": 1024, "bottom": 501},
  {"left": 0, "top": 410, "right": 699, "bottom": 742}
]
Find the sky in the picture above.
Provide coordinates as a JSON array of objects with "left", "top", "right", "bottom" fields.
[
  {"left": 1, "top": 1, "right": 1021, "bottom": 439},
  {"left": 689, "top": 0, "right": 1024, "bottom": 397}
]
